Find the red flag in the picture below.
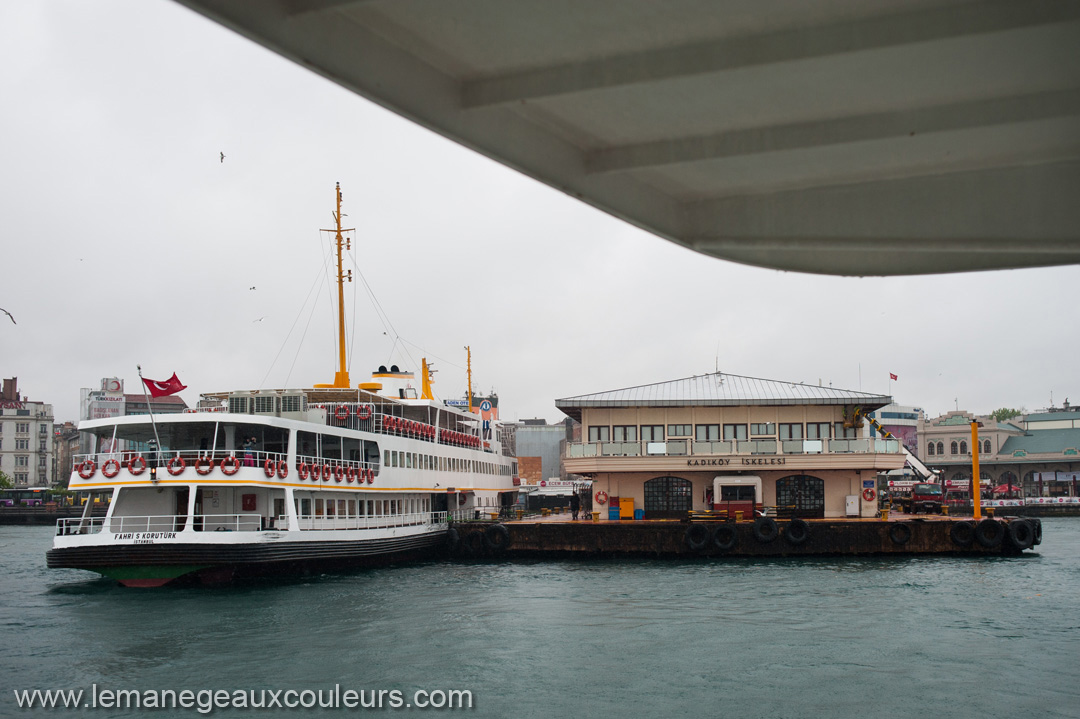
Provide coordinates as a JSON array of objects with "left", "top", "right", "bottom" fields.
[
  {"left": 889, "top": 373, "right": 898, "bottom": 381},
  {"left": 142, "top": 373, "right": 187, "bottom": 398}
]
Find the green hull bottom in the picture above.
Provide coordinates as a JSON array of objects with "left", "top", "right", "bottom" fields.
[{"left": 96, "top": 565, "right": 211, "bottom": 587}]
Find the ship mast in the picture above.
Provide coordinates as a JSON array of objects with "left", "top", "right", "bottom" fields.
[
  {"left": 465, "top": 345, "right": 473, "bottom": 412},
  {"left": 315, "top": 182, "right": 355, "bottom": 389}
]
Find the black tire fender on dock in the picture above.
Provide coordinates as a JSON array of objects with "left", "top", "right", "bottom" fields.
[
  {"left": 974, "top": 518, "right": 1003, "bottom": 549},
  {"left": 888, "top": 522, "right": 912, "bottom": 546},
  {"left": 460, "top": 530, "right": 485, "bottom": 557},
  {"left": 712, "top": 523, "right": 738, "bottom": 552},
  {"left": 446, "top": 527, "right": 460, "bottom": 552},
  {"left": 784, "top": 518, "right": 810, "bottom": 546},
  {"left": 685, "top": 524, "right": 711, "bottom": 552},
  {"left": 1032, "top": 518, "right": 1043, "bottom": 545},
  {"left": 950, "top": 521, "right": 976, "bottom": 548},
  {"left": 1006, "top": 519, "right": 1034, "bottom": 550},
  {"left": 484, "top": 523, "right": 511, "bottom": 552},
  {"left": 753, "top": 517, "right": 779, "bottom": 544}
]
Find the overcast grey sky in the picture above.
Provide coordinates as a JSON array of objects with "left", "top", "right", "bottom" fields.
[{"left": 2, "top": 1, "right": 1077, "bottom": 425}]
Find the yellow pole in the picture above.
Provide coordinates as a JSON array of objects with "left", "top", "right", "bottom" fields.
[
  {"left": 314, "top": 183, "right": 355, "bottom": 389},
  {"left": 465, "top": 346, "right": 473, "bottom": 413},
  {"left": 971, "top": 421, "right": 981, "bottom": 520}
]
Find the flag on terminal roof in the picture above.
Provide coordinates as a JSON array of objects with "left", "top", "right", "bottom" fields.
[
  {"left": 142, "top": 373, "right": 187, "bottom": 398},
  {"left": 889, "top": 373, "right": 898, "bottom": 381}
]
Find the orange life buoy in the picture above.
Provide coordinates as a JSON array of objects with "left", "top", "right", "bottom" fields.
[
  {"left": 221, "top": 456, "right": 240, "bottom": 476},
  {"left": 366, "top": 469, "right": 374, "bottom": 484},
  {"left": 335, "top": 404, "right": 349, "bottom": 420},
  {"left": 128, "top": 456, "right": 146, "bottom": 476},
  {"left": 333, "top": 465, "right": 344, "bottom": 483},
  {"left": 167, "top": 456, "right": 187, "bottom": 476},
  {"left": 101, "top": 459, "right": 120, "bottom": 478},
  {"left": 77, "top": 459, "right": 96, "bottom": 479},
  {"left": 863, "top": 488, "right": 877, "bottom": 502},
  {"left": 298, "top": 462, "right": 309, "bottom": 480},
  {"left": 356, "top": 404, "right": 372, "bottom": 420},
  {"left": 346, "top": 466, "right": 356, "bottom": 483},
  {"left": 277, "top": 461, "right": 288, "bottom": 480},
  {"left": 195, "top": 456, "right": 213, "bottom": 475},
  {"left": 322, "top": 464, "right": 332, "bottom": 481},
  {"left": 595, "top": 491, "right": 609, "bottom": 505},
  {"left": 457, "top": 493, "right": 467, "bottom": 506},
  {"left": 264, "top": 458, "right": 277, "bottom": 478}
]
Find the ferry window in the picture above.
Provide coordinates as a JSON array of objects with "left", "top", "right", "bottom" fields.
[
  {"left": 927, "top": 443, "right": 936, "bottom": 456},
  {"left": 723, "top": 424, "right": 748, "bottom": 441},
  {"left": 750, "top": 423, "right": 775, "bottom": 436},
  {"left": 983, "top": 440, "right": 991, "bottom": 454},
  {"left": 613, "top": 425, "right": 637, "bottom": 442},
  {"left": 779, "top": 424, "right": 803, "bottom": 440},
  {"left": 406, "top": 453, "right": 413, "bottom": 469},
  {"left": 588, "top": 426, "right": 610, "bottom": 442},
  {"left": 338, "top": 500, "right": 347, "bottom": 516},
  {"left": 348, "top": 499, "right": 356, "bottom": 517},
  {"left": 695, "top": 424, "right": 720, "bottom": 441},
  {"left": 834, "top": 422, "right": 857, "bottom": 439},
  {"left": 667, "top": 424, "right": 692, "bottom": 437},
  {"left": 365, "top": 441, "right": 381, "bottom": 471},
  {"left": 959, "top": 441, "right": 968, "bottom": 454},
  {"left": 315, "top": 498, "right": 324, "bottom": 517},
  {"left": 326, "top": 500, "right": 336, "bottom": 517},
  {"left": 384, "top": 449, "right": 391, "bottom": 467},
  {"left": 320, "top": 433, "right": 342, "bottom": 460},
  {"left": 342, "top": 436, "right": 361, "bottom": 462},
  {"left": 950, "top": 441, "right": 958, "bottom": 454},
  {"left": 807, "top": 422, "right": 830, "bottom": 440},
  {"left": 299, "top": 431, "right": 318, "bottom": 459},
  {"left": 640, "top": 425, "right": 664, "bottom": 441},
  {"left": 301, "top": 498, "right": 311, "bottom": 516}
]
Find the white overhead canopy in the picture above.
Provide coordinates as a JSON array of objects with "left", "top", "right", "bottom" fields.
[{"left": 174, "top": 0, "right": 1080, "bottom": 276}]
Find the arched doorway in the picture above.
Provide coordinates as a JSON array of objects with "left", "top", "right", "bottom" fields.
[
  {"left": 775, "top": 475, "right": 825, "bottom": 518},
  {"left": 643, "top": 476, "right": 693, "bottom": 519}
]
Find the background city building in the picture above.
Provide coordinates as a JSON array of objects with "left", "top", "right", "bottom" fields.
[{"left": 0, "top": 377, "right": 54, "bottom": 488}]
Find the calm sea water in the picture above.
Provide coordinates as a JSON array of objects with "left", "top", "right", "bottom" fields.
[{"left": 2, "top": 521, "right": 1078, "bottom": 718}]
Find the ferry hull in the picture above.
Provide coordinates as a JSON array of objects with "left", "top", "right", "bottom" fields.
[{"left": 48, "top": 530, "right": 448, "bottom": 586}]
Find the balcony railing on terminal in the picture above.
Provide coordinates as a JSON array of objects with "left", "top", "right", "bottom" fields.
[{"left": 567, "top": 437, "right": 901, "bottom": 458}]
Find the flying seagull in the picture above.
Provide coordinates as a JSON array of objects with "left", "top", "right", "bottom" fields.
[
  {"left": 253, "top": 317, "right": 265, "bottom": 323},
  {"left": 220, "top": 152, "right": 225, "bottom": 163},
  {"left": 0, "top": 308, "right": 14, "bottom": 324},
  {"left": 249, "top": 286, "right": 256, "bottom": 291}
]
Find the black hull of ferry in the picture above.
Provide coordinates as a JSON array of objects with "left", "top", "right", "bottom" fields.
[{"left": 48, "top": 530, "right": 449, "bottom": 586}]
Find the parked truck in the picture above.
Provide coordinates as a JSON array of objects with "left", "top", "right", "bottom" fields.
[
  {"left": 853, "top": 407, "right": 942, "bottom": 513},
  {"left": 900, "top": 482, "right": 944, "bottom": 514}
]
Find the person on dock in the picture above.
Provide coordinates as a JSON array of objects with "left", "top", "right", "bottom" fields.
[{"left": 570, "top": 491, "right": 581, "bottom": 520}]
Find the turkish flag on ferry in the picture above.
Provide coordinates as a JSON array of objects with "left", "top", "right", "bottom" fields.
[
  {"left": 142, "top": 373, "right": 187, "bottom": 398},
  {"left": 889, "top": 373, "right": 898, "bottom": 381}
]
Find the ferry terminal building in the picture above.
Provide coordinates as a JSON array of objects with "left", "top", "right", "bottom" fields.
[{"left": 557, "top": 373, "right": 906, "bottom": 519}]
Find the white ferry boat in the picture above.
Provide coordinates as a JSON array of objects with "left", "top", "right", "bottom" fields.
[{"left": 49, "top": 185, "right": 520, "bottom": 587}]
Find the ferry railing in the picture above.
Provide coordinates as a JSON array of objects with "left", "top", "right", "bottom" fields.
[
  {"left": 568, "top": 437, "right": 902, "bottom": 458},
  {"left": 292, "top": 510, "right": 444, "bottom": 531},
  {"left": 295, "top": 454, "right": 379, "bottom": 480},
  {"left": 196, "top": 514, "right": 264, "bottom": 532},
  {"left": 56, "top": 517, "right": 107, "bottom": 535},
  {"left": 72, "top": 450, "right": 290, "bottom": 473},
  {"left": 107, "top": 514, "right": 187, "bottom": 533}
]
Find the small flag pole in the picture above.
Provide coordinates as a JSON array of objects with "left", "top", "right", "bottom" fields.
[{"left": 137, "top": 365, "right": 164, "bottom": 478}]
